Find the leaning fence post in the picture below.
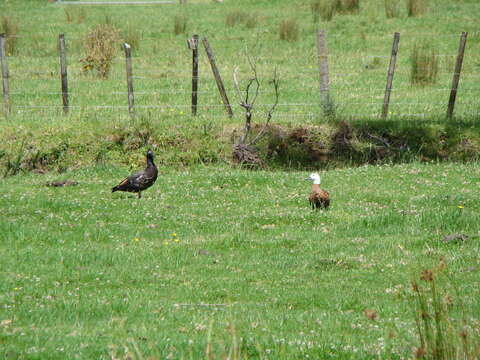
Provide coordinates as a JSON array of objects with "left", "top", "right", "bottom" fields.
[
  {"left": 447, "top": 32, "right": 468, "bottom": 119},
  {"left": 58, "top": 34, "right": 69, "bottom": 115},
  {"left": 316, "top": 30, "right": 330, "bottom": 107},
  {"left": 123, "top": 43, "right": 134, "bottom": 117},
  {"left": 202, "top": 37, "right": 233, "bottom": 118},
  {"left": 187, "top": 34, "right": 199, "bottom": 116},
  {"left": 382, "top": 32, "right": 400, "bottom": 119},
  {"left": 0, "top": 33, "right": 10, "bottom": 115}
]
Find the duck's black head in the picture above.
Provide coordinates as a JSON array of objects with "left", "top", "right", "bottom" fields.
[{"left": 146, "top": 149, "right": 155, "bottom": 163}]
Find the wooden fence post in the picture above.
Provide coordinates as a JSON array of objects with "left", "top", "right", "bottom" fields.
[
  {"left": 58, "top": 34, "right": 69, "bottom": 115},
  {"left": 124, "top": 43, "right": 134, "bottom": 117},
  {"left": 202, "top": 37, "right": 233, "bottom": 117},
  {"left": 316, "top": 30, "right": 330, "bottom": 106},
  {"left": 382, "top": 32, "right": 400, "bottom": 119},
  {"left": 0, "top": 33, "right": 10, "bottom": 115},
  {"left": 447, "top": 32, "right": 468, "bottom": 119},
  {"left": 187, "top": 34, "right": 199, "bottom": 116}
]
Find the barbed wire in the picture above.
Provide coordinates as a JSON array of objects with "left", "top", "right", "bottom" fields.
[
  {"left": 5, "top": 31, "right": 479, "bottom": 40},
  {"left": 9, "top": 101, "right": 480, "bottom": 109},
  {"left": 9, "top": 86, "right": 480, "bottom": 97}
]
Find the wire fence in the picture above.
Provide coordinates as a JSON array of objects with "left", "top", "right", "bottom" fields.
[{"left": 1, "top": 31, "right": 479, "bottom": 121}]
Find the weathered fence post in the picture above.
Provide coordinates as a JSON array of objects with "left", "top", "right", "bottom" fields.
[
  {"left": 382, "top": 32, "right": 400, "bottom": 119},
  {"left": 124, "top": 43, "right": 134, "bottom": 117},
  {"left": 58, "top": 33, "right": 69, "bottom": 115},
  {"left": 447, "top": 32, "right": 468, "bottom": 119},
  {"left": 202, "top": 37, "right": 233, "bottom": 117},
  {"left": 0, "top": 33, "right": 10, "bottom": 115},
  {"left": 187, "top": 34, "right": 199, "bottom": 116},
  {"left": 316, "top": 30, "right": 330, "bottom": 106}
]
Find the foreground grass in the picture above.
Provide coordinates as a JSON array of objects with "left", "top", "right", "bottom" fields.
[{"left": 1, "top": 162, "right": 479, "bottom": 358}]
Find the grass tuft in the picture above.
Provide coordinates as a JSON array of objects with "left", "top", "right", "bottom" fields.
[
  {"left": 410, "top": 264, "right": 480, "bottom": 359},
  {"left": 1, "top": 16, "right": 19, "bottom": 55},
  {"left": 173, "top": 14, "right": 188, "bottom": 35},
  {"left": 225, "top": 10, "right": 258, "bottom": 28},
  {"left": 279, "top": 18, "right": 299, "bottom": 42},
  {"left": 339, "top": 0, "right": 360, "bottom": 13},
  {"left": 407, "top": 0, "right": 428, "bottom": 17},
  {"left": 225, "top": 9, "right": 247, "bottom": 27},
  {"left": 411, "top": 42, "right": 439, "bottom": 85},
  {"left": 311, "top": 0, "right": 336, "bottom": 21},
  {"left": 123, "top": 23, "right": 141, "bottom": 52},
  {"left": 385, "top": 0, "right": 400, "bottom": 18}
]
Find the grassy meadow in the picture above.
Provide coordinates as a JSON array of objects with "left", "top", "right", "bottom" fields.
[
  {"left": 1, "top": 162, "right": 480, "bottom": 359},
  {"left": 1, "top": 0, "right": 480, "bottom": 358},
  {"left": 1, "top": 0, "right": 479, "bottom": 124}
]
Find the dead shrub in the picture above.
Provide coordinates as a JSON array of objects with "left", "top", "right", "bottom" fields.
[
  {"left": 279, "top": 18, "right": 299, "bottom": 42},
  {"left": 1, "top": 16, "right": 19, "bottom": 55},
  {"left": 80, "top": 24, "right": 121, "bottom": 78}
]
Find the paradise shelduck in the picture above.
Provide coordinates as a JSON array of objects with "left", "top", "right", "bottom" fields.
[
  {"left": 306, "top": 172, "right": 330, "bottom": 210},
  {"left": 112, "top": 149, "right": 158, "bottom": 199}
]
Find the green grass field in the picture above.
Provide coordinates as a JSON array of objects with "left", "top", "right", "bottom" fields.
[{"left": 1, "top": 162, "right": 480, "bottom": 358}]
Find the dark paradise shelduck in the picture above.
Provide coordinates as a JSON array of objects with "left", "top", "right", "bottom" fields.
[
  {"left": 112, "top": 149, "right": 158, "bottom": 199},
  {"left": 307, "top": 173, "right": 330, "bottom": 210}
]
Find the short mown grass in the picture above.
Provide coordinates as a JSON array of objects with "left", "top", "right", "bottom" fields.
[{"left": 1, "top": 162, "right": 479, "bottom": 358}]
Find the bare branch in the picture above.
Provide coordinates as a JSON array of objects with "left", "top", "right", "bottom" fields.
[
  {"left": 232, "top": 66, "right": 244, "bottom": 106},
  {"left": 250, "top": 68, "right": 280, "bottom": 145},
  {"left": 246, "top": 52, "right": 260, "bottom": 106}
]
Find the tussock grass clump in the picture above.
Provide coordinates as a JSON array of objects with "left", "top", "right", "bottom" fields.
[
  {"left": 244, "top": 14, "right": 258, "bottom": 29},
  {"left": 407, "top": 0, "right": 428, "bottom": 17},
  {"left": 225, "top": 10, "right": 258, "bottom": 28},
  {"left": 123, "top": 24, "right": 140, "bottom": 52},
  {"left": 385, "top": 0, "right": 400, "bottom": 18},
  {"left": 1, "top": 16, "right": 19, "bottom": 55},
  {"left": 410, "top": 265, "right": 480, "bottom": 359},
  {"left": 311, "top": 0, "right": 336, "bottom": 21},
  {"left": 338, "top": 0, "right": 360, "bottom": 13},
  {"left": 64, "top": 7, "right": 87, "bottom": 24},
  {"left": 173, "top": 14, "right": 187, "bottom": 35},
  {"left": 226, "top": 9, "right": 247, "bottom": 27},
  {"left": 411, "top": 43, "right": 439, "bottom": 85},
  {"left": 80, "top": 24, "right": 121, "bottom": 78},
  {"left": 279, "top": 18, "right": 299, "bottom": 42},
  {"left": 311, "top": 0, "right": 359, "bottom": 22}
]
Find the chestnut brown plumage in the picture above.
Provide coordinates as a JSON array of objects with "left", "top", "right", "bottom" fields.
[
  {"left": 112, "top": 150, "right": 158, "bottom": 199},
  {"left": 306, "top": 173, "right": 330, "bottom": 210}
]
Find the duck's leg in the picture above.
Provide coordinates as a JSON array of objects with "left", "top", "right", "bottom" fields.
[{"left": 137, "top": 192, "right": 141, "bottom": 199}]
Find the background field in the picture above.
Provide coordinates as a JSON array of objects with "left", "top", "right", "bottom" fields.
[
  {"left": 1, "top": 0, "right": 480, "bottom": 123},
  {"left": 1, "top": 0, "right": 480, "bottom": 358}
]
